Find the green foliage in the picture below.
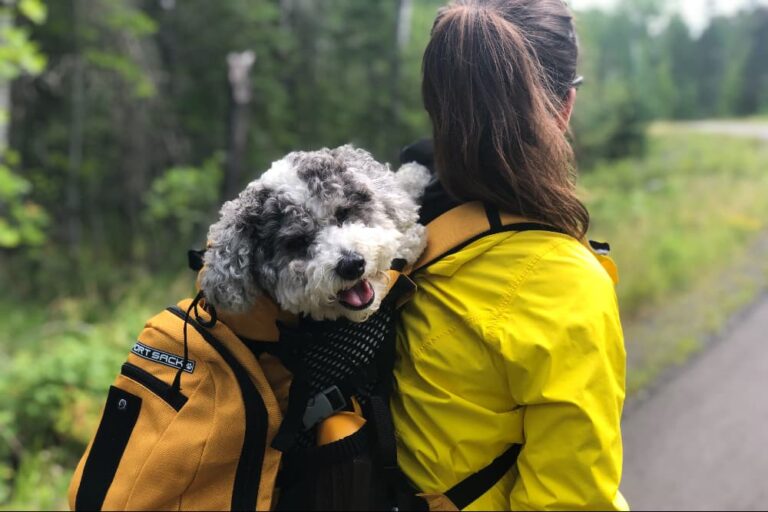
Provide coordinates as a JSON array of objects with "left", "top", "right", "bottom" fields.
[
  {"left": 0, "top": 0, "right": 48, "bottom": 249},
  {"left": 18, "top": 0, "right": 47, "bottom": 25},
  {"left": 0, "top": 25, "right": 45, "bottom": 79},
  {"left": 85, "top": 49, "right": 156, "bottom": 98},
  {"left": 0, "top": 0, "right": 47, "bottom": 80},
  {"left": 103, "top": 1, "right": 157, "bottom": 37},
  {"left": 143, "top": 155, "right": 224, "bottom": 239},
  {"left": 572, "top": 2, "right": 768, "bottom": 163},
  {"left": 79, "top": 0, "right": 158, "bottom": 98},
  {"left": 0, "top": 449, "right": 71, "bottom": 511},
  {"left": 3, "top": 0, "right": 767, "bottom": 296},
  {"left": 572, "top": 78, "right": 647, "bottom": 166},
  {"left": 0, "top": 164, "right": 48, "bottom": 248},
  {"left": 571, "top": 6, "right": 650, "bottom": 165},
  {"left": 0, "top": 313, "right": 126, "bottom": 508}
]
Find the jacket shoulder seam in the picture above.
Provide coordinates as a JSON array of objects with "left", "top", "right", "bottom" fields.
[{"left": 485, "top": 239, "right": 575, "bottom": 333}]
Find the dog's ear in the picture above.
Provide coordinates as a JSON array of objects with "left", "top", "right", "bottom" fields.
[
  {"left": 331, "top": 144, "right": 389, "bottom": 177},
  {"left": 394, "top": 162, "right": 431, "bottom": 202},
  {"left": 199, "top": 188, "right": 264, "bottom": 313}
]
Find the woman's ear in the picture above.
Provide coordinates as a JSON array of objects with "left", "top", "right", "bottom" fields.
[{"left": 559, "top": 88, "right": 577, "bottom": 131}]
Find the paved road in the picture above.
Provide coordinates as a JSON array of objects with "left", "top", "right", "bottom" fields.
[
  {"left": 621, "top": 296, "right": 768, "bottom": 510},
  {"left": 683, "top": 120, "right": 768, "bottom": 140}
]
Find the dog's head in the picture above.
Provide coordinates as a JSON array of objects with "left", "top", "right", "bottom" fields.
[{"left": 200, "top": 145, "right": 428, "bottom": 322}]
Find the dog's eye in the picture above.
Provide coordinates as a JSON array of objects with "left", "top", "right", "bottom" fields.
[
  {"left": 284, "top": 235, "right": 310, "bottom": 253},
  {"left": 335, "top": 207, "right": 352, "bottom": 225}
]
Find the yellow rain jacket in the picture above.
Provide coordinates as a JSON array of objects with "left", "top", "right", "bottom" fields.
[{"left": 392, "top": 204, "right": 629, "bottom": 511}]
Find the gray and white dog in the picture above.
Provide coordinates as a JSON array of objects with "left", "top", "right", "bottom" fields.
[{"left": 200, "top": 145, "right": 430, "bottom": 323}]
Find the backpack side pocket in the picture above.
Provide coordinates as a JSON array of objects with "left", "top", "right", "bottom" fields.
[
  {"left": 74, "top": 386, "right": 141, "bottom": 511},
  {"left": 120, "top": 362, "right": 188, "bottom": 411}
]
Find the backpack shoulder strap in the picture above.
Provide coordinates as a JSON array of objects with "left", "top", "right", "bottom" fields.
[
  {"left": 441, "top": 444, "right": 522, "bottom": 510},
  {"left": 412, "top": 201, "right": 620, "bottom": 285},
  {"left": 412, "top": 201, "right": 565, "bottom": 273}
]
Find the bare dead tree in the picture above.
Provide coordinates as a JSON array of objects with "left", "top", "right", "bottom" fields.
[
  {"left": 397, "top": 0, "right": 413, "bottom": 51},
  {"left": 223, "top": 50, "right": 256, "bottom": 200},
  {"left": 389, "top": 0, "right": 412, "bottom": 152}
]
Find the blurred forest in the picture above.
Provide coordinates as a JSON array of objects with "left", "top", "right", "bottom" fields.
[
  {"left": 2, "top": 0, "right": 768, "bottom": 298},
  {"left": 2, "top": 0, "right": 768, "bottom": 508}
]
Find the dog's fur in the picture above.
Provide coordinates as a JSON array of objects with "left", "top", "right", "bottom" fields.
[{"left": 200, "top": 145, "right": 430, "bottom": 322}]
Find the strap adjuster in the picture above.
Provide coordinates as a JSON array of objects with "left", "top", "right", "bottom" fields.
[
  {"left": 302, "top": 385, "right": 347, "bottom": 431},
  {"left": 589, "top": 240, "right": 611, "bottom": 255}
]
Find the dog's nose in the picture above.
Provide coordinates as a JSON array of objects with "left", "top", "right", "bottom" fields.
[{"left": 335, "top": 253, "right": 366, "bottom": 280}]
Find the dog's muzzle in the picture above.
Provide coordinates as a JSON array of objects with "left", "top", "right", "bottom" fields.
[{"left": 335, "top": 253, "right": 366, "bottom": 281}]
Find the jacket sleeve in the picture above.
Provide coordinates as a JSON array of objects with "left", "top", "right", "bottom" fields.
[{"left": 491, "top": 245, "right": 629, "bottom": 511}]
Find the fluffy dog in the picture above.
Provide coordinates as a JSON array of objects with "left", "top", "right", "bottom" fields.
[{"left": 200, "top": 145, "right": 430, "bottom": 323}]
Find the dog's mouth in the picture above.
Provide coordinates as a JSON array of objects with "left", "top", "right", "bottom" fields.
[{"left": 337, "top": 279, "right": 376, "bottom": 311}]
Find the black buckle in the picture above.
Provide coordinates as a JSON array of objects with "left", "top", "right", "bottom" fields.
[
  {"left": 188, "top": 249, "right": 206, "bottom": 271},
  {"left": 302, "top": 385, "right": 347, "bottom": 431},
  {"left": 589, "top": 240, "right": 611, "bottom": 255}
]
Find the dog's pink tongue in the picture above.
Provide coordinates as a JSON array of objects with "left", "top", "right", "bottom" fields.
[{"left": 339, "top": 280, "right": 374, "bottom": 307}]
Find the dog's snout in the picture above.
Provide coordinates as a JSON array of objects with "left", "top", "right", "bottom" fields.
[{"left": 335, "top": 253, "right": 366, "bottom": 280}]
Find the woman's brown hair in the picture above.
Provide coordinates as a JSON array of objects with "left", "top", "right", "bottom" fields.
[{"left": 422, "top": 0, "right": 589, "bottom": 238}]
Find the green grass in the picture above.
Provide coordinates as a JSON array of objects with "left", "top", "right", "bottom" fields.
[
  {"left": 620, "top": 232, "right": 768, "bottom": 395},
  {"left": 584, "top": 130, "right": 768, "bottom": 314},
  {"left": 3, "top": 126, "right": 768, "bottom": 509},
  {"left": 582, "top": 127, "right": 768, "bottom": 395}
]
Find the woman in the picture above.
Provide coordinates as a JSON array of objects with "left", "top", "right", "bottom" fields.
[{"left": 392, "top": 1, "right": 629, "bottom": 510}]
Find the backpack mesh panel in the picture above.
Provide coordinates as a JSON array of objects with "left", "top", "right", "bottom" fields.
[{"left": 292, "top": 303, "right": 396, "bottom": 447}]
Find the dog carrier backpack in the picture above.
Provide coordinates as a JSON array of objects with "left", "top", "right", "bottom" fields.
[{"left": 69, "top": 201, "right": 617, "bottom": 511}]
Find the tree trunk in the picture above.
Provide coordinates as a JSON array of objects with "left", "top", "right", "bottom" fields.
[
  {"left": 223, "top": 50, "right": 256, "bottom": 200},
  {"left": 396, "top": 0, "right": 413, "bottom": 52},
  {"left": 279, "top": 0, "right": 294, "bottom": 30},
  {"left": 117, "top": 16, "right": 163, "bottom": 262},
  {"left": 67, "top": 0, "right": 85, "bottom": 256},
  {"left": 389, "top": 0, "right": 412, "bottom": 154}
]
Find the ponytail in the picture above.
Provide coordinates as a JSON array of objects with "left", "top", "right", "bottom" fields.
[{"left": 422, "top": 0, "right": 589, "bottom": 239}]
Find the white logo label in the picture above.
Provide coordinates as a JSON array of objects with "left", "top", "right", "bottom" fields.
[{"left": 131, "top": 341, "right": 196, "bottom": 373}]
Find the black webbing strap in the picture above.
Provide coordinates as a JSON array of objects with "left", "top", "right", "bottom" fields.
[
  {"left": 483, "top": 205, "right": 564, "bottom": 238},
  {"left": 270, "top": 354, "right": 312, "bottom": 452},
  {"left": 367, "top": 395, "right": 397, "bottom": 470},
  {"left": 444, "top": 444, "right": 522, "bottom": 510},
  {"left": 365, "top": 394, "right": 429, "bottom": 512},
  {"left": 484, "top": 203, "right": 503, "bottom": 231},
  {"left": 358, "top": 314, "right": 398, "bottom": 471}
]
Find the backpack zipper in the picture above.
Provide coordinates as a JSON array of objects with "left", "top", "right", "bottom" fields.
[
  {"left": 168, "top": 306, "right": 267, "bottom": 511},
  {"left": 120, "top": 362, "right": 188, "bottom": 411}
]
